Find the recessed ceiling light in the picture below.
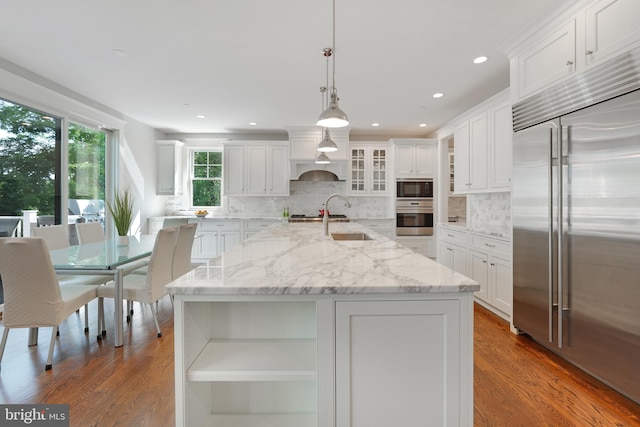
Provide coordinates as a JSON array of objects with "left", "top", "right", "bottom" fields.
[
  {"left": 372, "top": 123, "right": 380, "bottom": 127},
  {"left": 473, "top": 56, "right": 488, "bottom": 64},
  {"left": 249, "top": 122, "right": 257, "bottom": 126},
  {"left": 433, "top": 93, "right": 444, "bottom": 98},
  {"left": 196, "top": 115, "right": 206, "bottom": 119},
  {"left": 419, "top": 123, "right": 427, "bottom": 127}
]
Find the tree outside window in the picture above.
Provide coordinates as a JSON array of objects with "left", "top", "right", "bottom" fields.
[{"left": 192, "top": 150, "right": 222, "bottom": 208}]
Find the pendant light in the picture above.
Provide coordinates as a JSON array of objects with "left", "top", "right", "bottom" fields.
[
  {"left": 316, "top": 0, "right": 349, "bottom": 128},
  {"left": 317, "top": 87, "right": 338, "bottom": 153},
  {"left": 315, "top": 151, "right": 331, "bottom": 164}
]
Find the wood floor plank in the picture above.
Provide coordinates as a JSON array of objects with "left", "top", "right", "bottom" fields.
[{"left": 0, "top": 299, "right": 638, "bottom": 425}]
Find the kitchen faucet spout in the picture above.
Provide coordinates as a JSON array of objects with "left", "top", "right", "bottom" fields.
[{"left": 323, "top": 194, "right": 351, "bottom": 236}]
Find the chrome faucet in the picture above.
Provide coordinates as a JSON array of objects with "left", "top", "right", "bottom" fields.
[{"left": 323, "top": 193, "right": 351, "bottom": 236}]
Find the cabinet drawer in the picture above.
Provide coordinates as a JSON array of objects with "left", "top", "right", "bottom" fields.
[
  {"left": 438, "top": 227, "right": 467, "bottom": 245},
  {"left": 469, "top": 234, "right": 510, "bottom": 255},
  {"left": 244, "top": 219, "right": 280, "bottom": 232},
  {"left": 198, "top": 220, "right": 241, "bottom": 232}
]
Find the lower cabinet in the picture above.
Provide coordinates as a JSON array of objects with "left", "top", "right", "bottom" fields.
[
  {"left": 355, "top": 219, "right": 395, "bottom": 239},
  {"left": 243, "top": 219, "right": 281, "bottom": 240},
  {"left": 468, "top": 233, "right": 512, "bottom": 319},
  {"left": 335, "top": 299, "right": 469, "bottom": 426},
  {"left": 174, "top": 294, "right": 474, "bottom": 427},
  {"left": 396, "top": 236, "right": 435, "bottom": 258},
  {"left": 191, "top": 219, "right": 241, "bottom": 261},
  {"left": 437, "top": 227, "right": 468, "bottom": 275}
]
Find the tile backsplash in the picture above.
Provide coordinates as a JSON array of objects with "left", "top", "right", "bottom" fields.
[
  {"left": 468, "top": 192, "right": 511, "bottom": 237},
  {"left": 225, "top": 181, "right": 392, "bottom": 218}
]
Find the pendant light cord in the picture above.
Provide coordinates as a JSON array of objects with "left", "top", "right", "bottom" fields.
[{"left": 331, "top": 0, "right": 337, "bottom": 98}]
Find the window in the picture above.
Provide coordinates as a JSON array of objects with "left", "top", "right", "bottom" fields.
[{"left": 191, "top": 149, "right": 222, "bottom": 208}]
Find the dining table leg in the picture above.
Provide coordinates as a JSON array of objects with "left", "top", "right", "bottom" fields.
[{"left": 113, "top": 269, "right": 123, "bottom": 347}]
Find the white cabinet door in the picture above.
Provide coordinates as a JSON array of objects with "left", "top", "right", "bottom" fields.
[
  {"left": 415, "top": 144, "right": 435, "bottom": 177},
  {"left": 224, "top": 145, "right": 245, "bottom": 195},
  {"left": 489, "top": 101, "right": 513, "bottom": 190},
  {"left": 516, "top": 20, "right": 576, "bottom": 98},
  {"left": 469, "top": 112, "right": 488, "bottom": 191},
  {"left": 584, "top": 0, "right": 640, "bottom": 67},
  {"left": 156, "top": 140, "right": 184, "bottom": 195},
  {"left": 219, "top": 231, "right": 241, "bottom": 253},
  {"left": 347, "top": 144, "right": 389, "bottom": 195},
  {"left": 195, "top": 230, "right": 219, "bottom": 259},
  {"left": 491, "top": 255, "right": 513, "bottom": 316},
  {"left": 246, "top": 145, "right": 267, "bottom": 194},
  {"left": 437, "top": 242, "right": 466, "bottom": 275},
  {"left": 268, "top": 145, "right": 290, "bottom": 195},
  {"left": 394, "top": 145, "right": 414, "bottom": 178},
  {"left": 335, "top": 300, "right": 463, "bottom": 427},
  {"left": 453, "top": 122, "right": 470, "bottom": 193},
  {"left": 393, "top": 140, "right": 436, "bottom": 179},
  {"left": 468, "top": 250, "right": 489, "bottom": 303}
]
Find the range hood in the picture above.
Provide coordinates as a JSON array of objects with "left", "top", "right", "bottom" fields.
[{"left": 290, "top": 160, "right": 347, "bottom": 181}]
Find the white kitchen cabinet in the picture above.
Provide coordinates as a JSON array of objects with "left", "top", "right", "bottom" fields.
[
  {"left": 174, "top": 295, "right": 473, "bottom": 427},
  {"left": 510, "top": 0, "right": 640, "bottom": 101},
  {"left": 335, "top": 299, "right": 467, "bottom": 426},
  {"left": 356, "top": 219, "right": 395, "bottom": 239},
  {"left": 243, "top": 219, "right": 281, "bottom": 240},
  {"left": 347, "top": 144, "right": 389, "bottom": 196},
  {"left": 396, "top": 236, "right": 435, "bottom": 259},
  {"left": 147, "top": 217, "right": 188, "bottom": 236},
  {"left": 156, "top": 140, "right": 184, "bottom": 195},
  {"left": 224, "top": 143, "right": 289, "bottom": 196},
  {"left": 584, "top": 0, "right": 640, "bottom": 67},
  {"left": 190, "top": 219, "right": 241, "bottom": 261},
  {"left": 452, "top": 90, "right": 511, "bottom": 193},
  {"left": 392, "top": 139, "right": 436, "bottom": 179},
  {"left": 224, "top": 145, "right": 245, "bottom": 194},
  {"left": 468, "top": 233, "right": 512, "bottom": 320},
  {"left": 488, "top": 100, "right": 513, "bottom": 190},
  {"left": 454, "top": 114, "right": 487, "bottom": 192},
  {"left": 514, "top": 19, "right": 577, "bottom": 100},
  {"left": 287, "top": 126, "right": 349, "bottom": 161},
  {"left": 437, "top": 226, "right": 467, "bottom": 275}
]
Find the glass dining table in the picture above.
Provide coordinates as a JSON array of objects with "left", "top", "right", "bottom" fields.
[{"left": 49, "top": 235, "right": 156, "bottom": 347}]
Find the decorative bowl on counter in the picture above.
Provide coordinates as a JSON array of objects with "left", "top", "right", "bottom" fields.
[{"left": 194, "top": 210, "right": 208, "bottom": 218}]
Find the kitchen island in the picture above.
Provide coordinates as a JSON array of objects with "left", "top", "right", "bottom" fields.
[{"left": 168, "top": 221, "right": 479, "bottom": 427}]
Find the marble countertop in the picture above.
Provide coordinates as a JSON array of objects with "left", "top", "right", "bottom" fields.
[{"left": 167, "top": 222, "right": 479, "bottom": 296}]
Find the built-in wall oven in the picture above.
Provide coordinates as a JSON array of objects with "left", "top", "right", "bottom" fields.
[
  {"left": 396, "top": 199, "right": 433, "bottom": 236},
  {"left": 396, "top": 179, "right": 434, "bottom": 236}
]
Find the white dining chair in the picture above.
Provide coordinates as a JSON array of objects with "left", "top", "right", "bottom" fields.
[
  {"left": 32, "top": 224, "right": 105, "bottom": 332},
  {"left": 97, "top": 227, "right": 178, "bottom": 338},
  {"left": 0, "top": 238, "right": 101, "bottom": 370},
  {"left": 75, "top": 221, "right": 105, "bottom": 244},
  {"left": 171, "top": 223, "right": 198, "bottom": 280}
]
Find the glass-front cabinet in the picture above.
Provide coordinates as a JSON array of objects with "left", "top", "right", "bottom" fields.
[{"left": 348, "top": 144, "right": 388, "bottom": 195}]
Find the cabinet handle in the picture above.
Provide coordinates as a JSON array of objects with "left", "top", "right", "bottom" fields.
[
  {"left": 447, "top": 247, "right": 453, "bottom": 251},
  {"left": 490, "top": 263, "right": 495, "bottom": 266},
  {"left": 447, "top": 234, "right": 455, "bottom": 237},
  {"left": 483, "top": 260, "right": 487, "bottom": 264},
  {"left": 484, "top": 243, "right": 495, "bottom": 248},
  {"left": 585, "top": 50, "right": 593, "bottom": 55},
  {"left": 566, "top": 60, "right": 574, "bottom": 66}
]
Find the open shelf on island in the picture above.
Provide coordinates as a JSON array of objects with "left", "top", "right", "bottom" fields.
[{"left": 187, "top": 338, "right": 317, "bottom": 382}]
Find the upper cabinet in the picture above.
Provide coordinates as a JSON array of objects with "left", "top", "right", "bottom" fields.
[
  {"left": 347, "top": 143, "right": 389, "bottom": 196},
  {"left": 392, "top": 139, "right": 436, "bottom": 179},
  {"left": 451, "top": 90, "right": 511, "bottom": 194},
  {"left": 509, "top": 0, "right": 640, "bottom": 101},
  {"left": 223, "top": 142, "right": 289, "bottom": 196},
  {"left": 156, "top": 140, "right": 184, "bottom": 195},
  {"left": 287, "top": 126, "right": 349, "bottom": 161}
]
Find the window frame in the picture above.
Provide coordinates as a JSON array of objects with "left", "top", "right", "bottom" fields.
[{"left": 189, "top": 147, "right": 224, "bottom": 211}]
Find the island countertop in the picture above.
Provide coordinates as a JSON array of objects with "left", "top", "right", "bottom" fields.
[{"left": 167, "top": 221, "right": 479, "bottom": 296}]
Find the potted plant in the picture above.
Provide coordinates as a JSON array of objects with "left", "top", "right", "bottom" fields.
[{"left": 107, "top": 187, "right": 134, "bottom": 246}]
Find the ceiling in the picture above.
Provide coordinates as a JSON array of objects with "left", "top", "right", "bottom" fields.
[{"left": 0, "top": 0, "right": 571, "bottom": 139}]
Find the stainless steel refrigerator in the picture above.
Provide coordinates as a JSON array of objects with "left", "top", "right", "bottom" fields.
[{"left": 512, "top": 49, "right": 640, "bottom": 405}]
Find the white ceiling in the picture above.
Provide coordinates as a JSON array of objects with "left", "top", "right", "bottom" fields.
[{"left": 0, "top": 0, "right": 570, "bottom": 138}]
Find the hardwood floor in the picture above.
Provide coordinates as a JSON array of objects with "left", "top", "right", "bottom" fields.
[{"left": 0, "top": 300, "right": 638, "bottom": 426}]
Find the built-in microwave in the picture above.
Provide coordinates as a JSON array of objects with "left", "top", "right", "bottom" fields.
[{"left": 396, "top": 179, "right": 433, "bottom": 199}]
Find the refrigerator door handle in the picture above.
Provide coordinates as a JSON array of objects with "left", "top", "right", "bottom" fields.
[
  {"left": 557, "top": 125, "right": 569, "bottom": 349},
  {"left": 548, "top": 127, "right": 555, "bottom": 344}
]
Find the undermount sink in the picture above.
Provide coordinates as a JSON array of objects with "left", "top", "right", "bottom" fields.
[{"left": 331, "top": 232, "right": 373, "bottom": 241}]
